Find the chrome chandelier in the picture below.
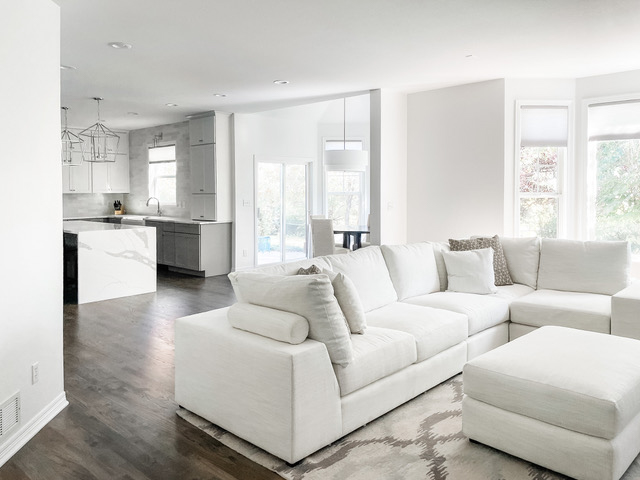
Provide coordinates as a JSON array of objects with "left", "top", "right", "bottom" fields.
[
  {"left": 79, "top": 97, "right": 120, "bottom": 162},
  {"left": 61, "top": 106, "right": 84, "bottom": 165}
]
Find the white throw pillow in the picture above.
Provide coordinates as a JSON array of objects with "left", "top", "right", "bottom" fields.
[
  {"left": 325, "top": 271, "right": 367, "bottom": 334},
  {"left": 380, "top": 243, "right": 440, "bottom": 300},
  {"left": 442, "top": 248, "right": 497, "bottom": 295},
  {"left": 227, "top": 303, "right": 309, "bottom": 345},
  {"left": 228, "top": 272, "right": 353, "bottom": 366}
]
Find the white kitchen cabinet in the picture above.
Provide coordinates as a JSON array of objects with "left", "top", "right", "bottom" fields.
[
  {"left": 190, "top": 144, "right": 215, "bottom": 194},
  {"left": 62, "top": 161, "right": 92, "bottom": 193},
  {"left": 91, "top": 154, "right": 130, "bottom": 193},
  {"left": 191, "top": 194, "right": 216, "bottom": 221},
  {"left": 189, "top": 115, "right": 215, "bottom": 145}
]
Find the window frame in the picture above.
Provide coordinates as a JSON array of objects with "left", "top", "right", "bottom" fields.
[
  {"left": 514, "top": 100, "right": 572, "bottom": 238},
  {"left": 321, "top": 136, "right": 369, "bottom": 226},
  {"left": 148, "top": 143, "right": 177, "bottom": 206}
]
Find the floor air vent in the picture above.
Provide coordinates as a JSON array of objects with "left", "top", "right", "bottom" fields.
[{"left": 0, "top": 393, "right": 20, "bottom": 439}]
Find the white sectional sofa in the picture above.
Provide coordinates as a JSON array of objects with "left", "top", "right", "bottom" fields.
[{"left": 175, "top": 237, "right": 637, "bottom": 464}]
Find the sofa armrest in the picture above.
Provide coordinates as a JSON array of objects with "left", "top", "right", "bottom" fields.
[
  {"left": 175, "top": 307, "right": 342, "bottom": 463},
  {"left": 612, "top": 282, "right": 640, "bottom": 340}
]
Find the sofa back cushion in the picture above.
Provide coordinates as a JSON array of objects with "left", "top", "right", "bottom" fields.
[
  {"left": 328, "top": 246, "right": 398, "bottom": 312},
  {"left": 426, "top": 241, "right": 450, "bottom": 291},
  {"left": 250, "top": 257, "right": 332, "bottom": 276},
  {"left": 228, "top": 272, "right": 353, "bottom": 366},
  {"left": 500, "top": 236, "right": 541, "bottom": 289},
  {"left": 380, "top": 243, "right": 440, "bottom": 300},
  {"left": 537, "top": 239, "right": 631, "bottom": 295}
]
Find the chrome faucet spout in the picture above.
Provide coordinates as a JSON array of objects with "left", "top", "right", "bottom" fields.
[{"left": 146, "top": 197, "right": 161, "bottom": 216}]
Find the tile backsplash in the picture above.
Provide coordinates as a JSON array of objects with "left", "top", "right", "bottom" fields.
[{"left": 63, "top": 193, "right": 125, "bottom": 217}]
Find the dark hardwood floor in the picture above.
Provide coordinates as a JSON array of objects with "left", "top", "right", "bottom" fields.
[{"left": 0, "top": 268, "right": 280, "bottom": 480}]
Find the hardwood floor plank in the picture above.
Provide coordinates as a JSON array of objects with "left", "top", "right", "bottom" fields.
[{"left": 0, "top": 271, "right": 279, "bottom": 480}]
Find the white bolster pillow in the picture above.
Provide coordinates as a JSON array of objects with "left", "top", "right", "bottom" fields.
[{"left": 227, "top": 303, "right": 309, "bottom": 344}]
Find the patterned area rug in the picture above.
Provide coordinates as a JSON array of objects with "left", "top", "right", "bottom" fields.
[{"left": 177, "top": 375, "right": 640, "bottom": 480}]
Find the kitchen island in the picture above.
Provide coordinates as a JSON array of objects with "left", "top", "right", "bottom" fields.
[{"left": 63, "top": 221, "right": 156, "bottom": 304}]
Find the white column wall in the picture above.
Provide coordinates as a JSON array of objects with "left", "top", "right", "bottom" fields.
[
  {"left": 0, "top": 0, "right": 67, "bottom": 466},
  {"left": 406, "top": 80, "right": 506, "bottom": 242}
]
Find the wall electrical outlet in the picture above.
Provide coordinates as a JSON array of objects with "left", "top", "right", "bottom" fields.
[
  {"left": 31, "top": 362, "right": 39, "bottom": 385},
  {"left": 242, "top": 249, "right": 248, "bottom": 257}
]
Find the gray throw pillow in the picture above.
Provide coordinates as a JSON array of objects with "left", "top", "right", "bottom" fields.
[{"left": 449, "top": 235, "right": 513, "bottom": 286}]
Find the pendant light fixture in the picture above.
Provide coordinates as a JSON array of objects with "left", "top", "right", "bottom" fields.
[
  {"left": 61, "top": 106, "right": 84, "bottom": 165},
  {"left": 324, "top": 97, "right": 368, "bottom": 171},
  {"left": 79, "top": 97, "right": 120, "bottom": 162}
]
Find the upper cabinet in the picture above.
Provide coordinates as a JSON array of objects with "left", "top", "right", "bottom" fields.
[
  {"left": 188, "top": 112, "right": 232, "bottom": 221},
  {"left": 62, "top": 129, "right": 130, "bottom": 194},
  {"left": 188, "top": 115, "right": 215, "bottom": 145}
]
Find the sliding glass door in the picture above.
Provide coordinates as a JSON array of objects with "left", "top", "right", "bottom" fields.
[{"left": 256, "top": 159, "right": 310, "bottom": 265}]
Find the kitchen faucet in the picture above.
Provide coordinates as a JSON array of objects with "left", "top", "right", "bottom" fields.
[{"left": 146, "top": 197, "right": 162, "bottom": 216}]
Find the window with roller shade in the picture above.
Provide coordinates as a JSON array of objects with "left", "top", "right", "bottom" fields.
[
  {"left": 148, "top": 144, "right": 177, "bottom": 205},
  {"left": 588, "top": 100, "right": 640, "bottom": 254},
  {"left": 516, "top": 104, "right": 569, "bottom": 238}
]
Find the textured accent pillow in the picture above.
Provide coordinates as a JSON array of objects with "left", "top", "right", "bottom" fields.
[
  {"left": 297, "top": 264, "right": 322, "bottom": 275},
  {"left": 442, "top": 248, "right": 498, "bottom": 294},
  {"left": 228, "top": 272, "right": 353, "bottom": 366},
  {"left": 325, "top": 270, "right": 367, "bottom": 334},
  {"left": 449, "top": 235, "right": 513, "bottom": 286},
  {"left": 227, "top": 303, "right": 309, "bottom": 344}
]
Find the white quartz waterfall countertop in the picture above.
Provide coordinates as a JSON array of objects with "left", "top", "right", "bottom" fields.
[
  {"left": 63, "top": 216, "right": 230, "bottom": 225},
  {"left": 63, "top": 220, "right": 153, "bottom": 234}
]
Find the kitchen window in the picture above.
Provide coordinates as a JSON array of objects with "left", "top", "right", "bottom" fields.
[
  {"left": 515, "top": 103, "right": 569, "bottom": 238},
  {"left": 148, "top": 144, "right": 176, "bottom": 205}
]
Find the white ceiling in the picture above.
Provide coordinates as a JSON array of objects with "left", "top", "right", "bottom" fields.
[{"left": 55, "top": 0, "right": 640, "bottom": 131}]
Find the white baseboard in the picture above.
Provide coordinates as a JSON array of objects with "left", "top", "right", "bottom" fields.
[{"left": 0, "top": 391, "right": 69, "bottom": 468}]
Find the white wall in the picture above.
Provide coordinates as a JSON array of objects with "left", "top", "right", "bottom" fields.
[
  {"left": 503, "top": 79, "right": 576, "bottom": 235},
  {"left": 0, "top": 0, "right": 67, "bottom": 466},
  {"left": 406, "top": 79, "right": 506, "bottom": 242},
  {"left": 370, "top": 89, "right": 408, "bottom": 245}
]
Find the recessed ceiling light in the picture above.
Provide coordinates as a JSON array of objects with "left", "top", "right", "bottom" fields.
[
  {"left": 108, "top": 42, "right": 132, "bottom": 49},
  {"left": 60, "top": 64, "right": 77, "bottom": 70},
  {"left": 213, "top": 93, "right": 227, "bottom": 98},
  {"left": 465, "top": 54, "right": 477, "bottom": 59},
  {"left": 127, "top": 112, "right": 139, "bottom": 116},
  {"left": 165, "top": 103, "right": 178, "bottom": 107},
  {"left": 273, "top": 80, "right": 290, "bottom": 85}
]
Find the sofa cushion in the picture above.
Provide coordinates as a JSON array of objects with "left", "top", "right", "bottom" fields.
[
  {"left": 366, "top": 302, "right": 468, "bottom": 362},
  {"left": 427, "top": 241, "right": 450, "bottom": 291},
  {"left": 509, "top": 289, "right": 611, "bottom": 334},
  {"left": 251, "top": 257, "right": 332, "bottom": 276},
  {"left": 325, "top": 271, "right": 367, "bottom": 334},
  {"left": 500, "top": 236, "right": 540, "bottom": 289},
  {"left": 492, "top": 283, "right": 535, "bottom": 302},
  {"left": 403, "top": 292, "right": 509, "bottom": 336},
  {"left": 380, "top": 243, "right": 440, "bottom": 300},
  {"left": 228, "top": 272, "right": 353, "bottom": 366},
  {"left": 328, "top": 246, "right": 398, "bottom": 312},
  {"left": 537, "top": 239, "right": 630, "bottom": 295},
  {"left": 464, "top": 326, "right": 640, "bottom": 439},
  {"left": 227, "top": 303, "right": 309, "bottom": 344},
  {"left": 332, "top": 326, "right": 416, "bottom": 396},
  {"left": 442, "top": 248, "right": 497, "bottom": 295},
  {"left": 450, "top": 235, "right": 513, "bottom": 286}
]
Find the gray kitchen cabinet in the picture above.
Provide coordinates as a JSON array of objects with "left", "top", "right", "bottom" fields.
[
  {"left": 188, "top": 112, "right": 231, "bottom": 221},
  {"left": 175, "top": 232, "right": 200, "bottom": 271}
]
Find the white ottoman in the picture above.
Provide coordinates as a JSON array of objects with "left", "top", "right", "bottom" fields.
[{"left": 463, "top": 326, "right": 640, "bottom": 480}]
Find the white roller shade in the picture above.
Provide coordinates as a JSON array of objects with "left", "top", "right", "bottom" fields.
[
  {"left": 149, "top": 144, "right": 175, "bottom": 162},
  {"left": 588, "top": 100, "right": 640, "bottom": 141},
  {"left": 520, "top": 106, "right": 568, "bottom": 147}
]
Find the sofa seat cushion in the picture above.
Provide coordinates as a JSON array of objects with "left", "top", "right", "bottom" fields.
[
  {"left": 328, "top": 246, "right": 398, "bottom": 312},
  {"left": 403, "top": 292, "right": 509, "bottom": 336},
  {"left": 510, "top": 289, "right": 611, "bottom": 334},
  {"left": 464, "top": 326, "right": 640, "bottom": 439},
  {"left": 366, "top": 302, "right": 468, "bottom": 362},
  {"left": 492, "top": 283, "right": 535, "bottom": 301},
  {"left": 333, "top": 327, "right": 417, "bottom": 396}
]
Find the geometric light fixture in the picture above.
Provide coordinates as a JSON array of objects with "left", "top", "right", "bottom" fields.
[
  {"left": 79, "top": 97, "right": 120, "bottom": 162},
  {"left": 324, "top": 97, "right": 369, "bottom": 171},
  {"left": 61, "top": 106, "right": 85, "bottom": 166}
]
